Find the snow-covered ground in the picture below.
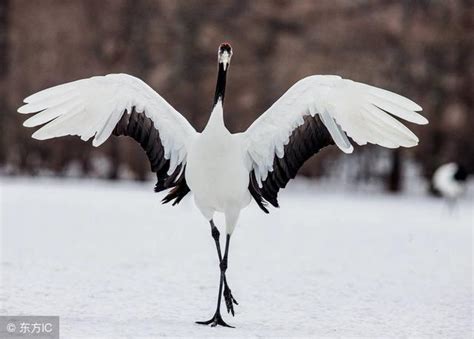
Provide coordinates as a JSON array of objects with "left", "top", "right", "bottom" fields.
[{"left": 0, "top": 177, "right": 472, "bottom": 338}]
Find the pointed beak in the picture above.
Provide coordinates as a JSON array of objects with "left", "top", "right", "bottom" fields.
[
  {"left": 218, "top": 43, "right": 232, "bottom": 71},
  {"left": 219, "top": 51, "right": 231, "bottom": 71}
]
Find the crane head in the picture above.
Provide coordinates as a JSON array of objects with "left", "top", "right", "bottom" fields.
[{"left": 218, "top": 43, "right": 232, "bottom": 71}]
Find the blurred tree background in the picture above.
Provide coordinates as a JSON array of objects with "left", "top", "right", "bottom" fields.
[{"left": 0, "top": 0, "right": 472, "bottom": 192}]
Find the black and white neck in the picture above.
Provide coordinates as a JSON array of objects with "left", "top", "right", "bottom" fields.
[{"left": 213, "top": 43, "right": 232, "bottom": 107}]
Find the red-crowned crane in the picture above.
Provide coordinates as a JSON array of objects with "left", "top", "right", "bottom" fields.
[{"left": 18, "top": 43, "right": 427, "bottom": 327}]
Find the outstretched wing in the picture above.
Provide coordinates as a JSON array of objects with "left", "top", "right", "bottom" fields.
[
  {"left": 243, "top": 75, "right": 427, "bottom": 212},
  {"left": 18, "top": 73, "right": 197, "bottom": 204}
]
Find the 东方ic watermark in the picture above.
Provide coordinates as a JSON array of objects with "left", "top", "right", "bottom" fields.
[{"left": 0, "top": 316, "right": 59, "bottom": 339}]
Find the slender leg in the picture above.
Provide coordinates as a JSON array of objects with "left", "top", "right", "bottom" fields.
[
  {"left": 207, "top": 220, "right": 238, "bottom": 315},
  {"left": 221, "top": 235, "right": 238, "bottom": 316},
  {"left": 210, "top": 220, "right": 223, "bottom": 261},
  {"left": 196, "top": 223, "right": 236, "bottom": 327}
]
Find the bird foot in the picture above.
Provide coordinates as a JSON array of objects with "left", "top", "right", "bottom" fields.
[
  {"left": 223, "top": 284, "right": 238, "bottom": 316},
  {"left": 196, "top": 312, "right": 234, "bottom": 328}
]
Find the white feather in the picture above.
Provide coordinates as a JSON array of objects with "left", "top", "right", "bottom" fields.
[
  {"left": 19, "top": 73, "right": 197, "bottom": 171},
  {"left": 244, "top": 75, "right": 427, "bottom": 183}
]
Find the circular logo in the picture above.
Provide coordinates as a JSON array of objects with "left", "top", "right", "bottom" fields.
[{"left": 6, "top": 322, "right": 16, "bottom": 333}]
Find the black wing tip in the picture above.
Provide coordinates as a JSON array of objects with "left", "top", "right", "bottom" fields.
[
  {"left": 160, "top": 192, "right": 179, "bottom": 205},
  {"left": 154, "top": 184, "right": 166, "bottom": 193},
  {"left": 161, "top": 197, "right": 172, "bottom": 204},
  {"left": 160, "top": 193, "right": 186, "bottom": 206},
  {"left": 256, "top": 198, "right": 279, "bottom": 213},
  {"left": 268, "top": 199, "right": 279, "bottom": 208},
  {"left": 259, "top": 202, "right": 270, "bottom": 214},
  {"left": 159, "top": 176, "right": 191, "bottom": 206},
  {"left": 248, "top": 172, "right": 277, "bottom": 214}
]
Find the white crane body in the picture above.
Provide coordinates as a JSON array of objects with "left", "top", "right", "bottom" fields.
[{"left": 186, "top": 100, "right": 251, "bottom": 232}]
